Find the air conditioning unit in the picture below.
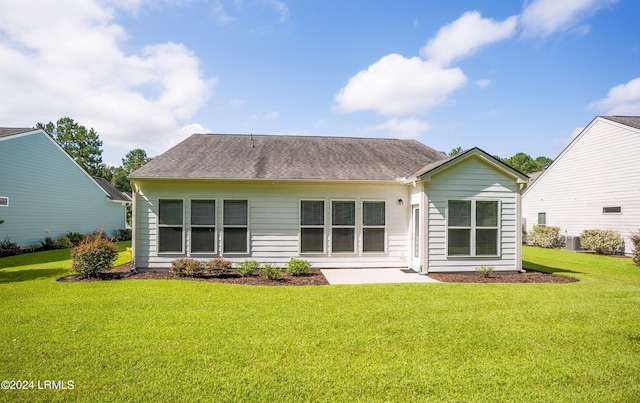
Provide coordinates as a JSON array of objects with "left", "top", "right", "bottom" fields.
[{"left": 566, "top": 236, "right": 581, "bottom": 252}]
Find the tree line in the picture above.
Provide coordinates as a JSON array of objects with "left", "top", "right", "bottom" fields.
[
  {"left": 36, "top": 117, "right": 151, "bottom": 193},
  {"left": 443, "top": 147, "right": 553, "bottom": 174}
]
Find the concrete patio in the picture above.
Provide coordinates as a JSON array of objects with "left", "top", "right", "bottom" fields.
[{"left": 320, "top": 268, "right": 439, "bottom": 285}]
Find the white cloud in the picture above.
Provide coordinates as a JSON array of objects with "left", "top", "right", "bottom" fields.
[
  {"left": 476, "top": 79, "right": 491, "bottom": 88},
  {"left": 420, "top": 11, "right": 517, "bottom": 67},
  {"left": 0, "top": 0, "right": 214, "bottom": 155},
  {"left": 366, "top": 118, "right": 430, "bottom": 139},
  {"left": 520, "top": 0, "right": 618, "bottom": 37},
  {"left": 266, "top": 111, "right": 280, "bottom": 120},
  {"left": 335, "top": 11, "right": 518, "bottom": 117},
  {"left": 264, "top": 0, "right": 290, "bottom": 23},
  {"left": 590, "top": 77, "right": 640, "bottom": 114},
  {"left": 334, "top": 54, "right": 466, "bottom": 115},
  {"left": 211, "top": 0, "right": 236, "bottom": 24}
]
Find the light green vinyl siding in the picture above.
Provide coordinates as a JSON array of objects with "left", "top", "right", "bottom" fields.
[
  {"left": 0, "top": 132, "right": 126, "bottom": 246},
  {"left": 424, "top": 157, "right": 520, "bottom": 272},
  {"left": 133, "top": 180, "right": 410, "bottom": 270}
]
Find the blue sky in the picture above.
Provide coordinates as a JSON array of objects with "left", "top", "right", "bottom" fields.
[{"left": 1, "top": 0, "right": 638, "bottom": 165}]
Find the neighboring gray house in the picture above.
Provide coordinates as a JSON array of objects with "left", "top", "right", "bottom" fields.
[
  {"left": 0, "top": 128, "right": 130, "bottom": 246},
  {"left": 522, "top": 116, "right": 640, "bottom": 254},
  {"left": 129, "top": 134, "right": 528, "bottom": 273}
]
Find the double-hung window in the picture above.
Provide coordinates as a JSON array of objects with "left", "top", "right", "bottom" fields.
[
  {"left": 191, "top": 200, "right": 216, "bottom": 253},
  {"left": 300, "top": 200, "right": 324, "bottom": 253},
  {"left": 158, "top": 199, "right": 184, "bottom": 253},
  {"left": 223, "top": 200, "right": 248, "bottom": 253},
  {"left": 447, "top": 200, "right": 499, "bottom": 256},
  {"left": 362, "top": 201, "right": 385, "bottom": 252},
  {"left": 332, "top": 201, "right": 355, "bottom": 253}
]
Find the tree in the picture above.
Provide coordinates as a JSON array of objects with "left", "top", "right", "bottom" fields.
[
  {"left": 535, "top": 156, "right": 553, "bottom": 170},
  {"left": 505, "top": 153, "right": 539, "bottom": 174},
  {"left": 37, "top": 117, "right": 104, "bottom": 177},
  {"left": 444, "top": 146, "right": 463, "bottom": 156},
  {"left": 504, "top": 152, "right": 553, "bottom": 174},
  {"left": 110, "top": 166, "right": 131, "bottom": 193},
  {"left": 122, "top": 149, "right": 151, "bottom": 172},
  {"left": 110, "top": 149, "right": 152, "bottom": 193}
]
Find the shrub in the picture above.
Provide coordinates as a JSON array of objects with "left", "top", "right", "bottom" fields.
[
  {"left": 171, "top": 258, "right": 204, "bottom": 277},
  {"left": 631, "top": 231, "right": 640, "bottom": 266},
  {"left": 475, "top": 265, "right": 494, "bottom": 278},
  {"left": 286, "top": 258, "right": 312, "bottom": 276},
  {"left": 237, "top": 260, "right": 260, "bottom": 277},
  {"left": 38, "top": 236, "right": 58, "bottom": 251},
  {"left": 580, "top": 230, "right": 622, "bottom": 255},
  {"left": 66, "top": 232, "right": 87, "bottom": 246},
  {"left": 116, "top": 229, "right": 132, "bottom": 241},
  {"left": 56, "top": 236, "right": 74, "bottom": 249},
  {"left": 0, "top": 236, "right": 21, "bottom": 257},
  {"left": 529, "top": 225, "right": 561, "bottom": 248},
  {"left": 205, "top": 257, "right": 233, "bottom": 277},
  {"left": 260, "top": 263, "right": 282, "bottom": 280},
  {"left": 70, "top": 231, "right": 118, "bottom": 279}
]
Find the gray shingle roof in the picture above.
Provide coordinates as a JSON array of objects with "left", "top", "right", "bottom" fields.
[
  {"left": 0, "top": 127, "right": 35, "bottom": 138},
  {"left": 602, "top": 116, "right": 640, "bottom": 130},
  {"left": 129, "top": 134, "right": 447, "bottom": 181},
  {"left": 92, "top": 176, "right": 131, "bottom": 202}
]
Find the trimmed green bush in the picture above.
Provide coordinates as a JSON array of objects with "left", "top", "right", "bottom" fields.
[
  {"left": 631, "top": 231, "right": 640, "bottom": 266},
  {"left": 475, "top": 265, "right": 494, "bottom": 278},
  {"left": 237, "top": 260, "right": 260, "bottom": 277},
  {"left": 70, "top": 231, "right": 118, "bottom": 279},
  {"left": 205, "top": 257, "right": 233, "bottom": 277},
  {"left": 260, "top": 263, "right": 282, "bottom": 280},
  {"left": 116, "top": 229, "right": 132, "bottom": 241},
  {"left": 286, "top": 258, "right": 312, "bottom": 276},
  {"left": 66, "top": 232, "right": 87, "bottom": 246},
  {"left": 56, "top": 236, "right": 74, "bottom": 249},
  {"left": 171, "top": 258, "right": 204, "bottom": 277},
  {"left": 529, "top": 225, "right": 561, "bottom": 248},
  {"left": 580, "top": 230, "right": 622, "bottom": 255}
]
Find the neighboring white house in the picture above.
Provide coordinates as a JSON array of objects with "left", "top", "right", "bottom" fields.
[
  {"left": 0, "top": 128, "right": 131, "bottom": 246},
  {"left": 522, "top": 116, "right": 640, "bottom": 254},
  {"left": 129, "top": 134, "right": 529, "bottom": 273}
]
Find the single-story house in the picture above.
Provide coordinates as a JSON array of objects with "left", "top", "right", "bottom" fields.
[
  {"left": 129, "top": 134, "right": 529, "bottom": 272},
  {"left": 0, "top": 128, "right": 131, "bottom": 246},
  {"left": 522, "top": 116, "right": 640, "bottom": 254}
]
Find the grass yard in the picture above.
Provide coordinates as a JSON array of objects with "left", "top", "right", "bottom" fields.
[{"left": 1, "top": 245, "right": 639, "bottom": 402}]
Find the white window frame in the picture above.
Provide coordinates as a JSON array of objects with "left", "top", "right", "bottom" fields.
[
  {"left": 190, "top": 199, "right": 217, "bottom": 255},
  {"left": 330, "top": 199, "right": 357, "bottom": 254},
  {"left": 362, "top": 200, "right": 386, "bottom": 254},
  {"left": 157, "top": 198, "right": 185, "bottom": 254},
  {"left": 537, "top": 212, "right": 546, "bottom": 226},
  {"left": 222, "top": 199, "right": 249, "bottom": 254},
  {"left": 446, "top": 199, "right": 501, "bottom": 258},
  {"left": 0, "top": 196, "right": 8, "bottom": 207},
  {"left": 299, "top": 199, "right": 326, "bottom": 254}
]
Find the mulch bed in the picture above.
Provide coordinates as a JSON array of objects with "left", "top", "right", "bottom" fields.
[
  {"left": 57, "top": 263, "right": 330, "bottom": 286},
  {"left": 429, "top": 269, "right": 578, "bottom": 283},
  {"left": 58, "top": 264, "right": 577, "bottom": 285}
]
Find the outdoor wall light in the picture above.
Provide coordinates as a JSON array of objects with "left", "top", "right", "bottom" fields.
[{"left": 397, "top": 198, "right": 404, "bottom": 205}]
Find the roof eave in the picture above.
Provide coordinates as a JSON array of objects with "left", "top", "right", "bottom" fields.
[
  {"left": 128, "top": 176, "right": 407, "bottom": 184},
  {"left": 414, "top": 148, "right": 529, "bottom": 183}
]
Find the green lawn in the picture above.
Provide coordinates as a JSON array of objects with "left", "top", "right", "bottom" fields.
[{"left": 1, "top": 245, "right": 639, "bottom": 402}]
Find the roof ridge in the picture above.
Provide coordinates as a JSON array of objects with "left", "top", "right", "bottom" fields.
[{"left": 194, "top": 133, "right": 422, "bottom": 142}]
